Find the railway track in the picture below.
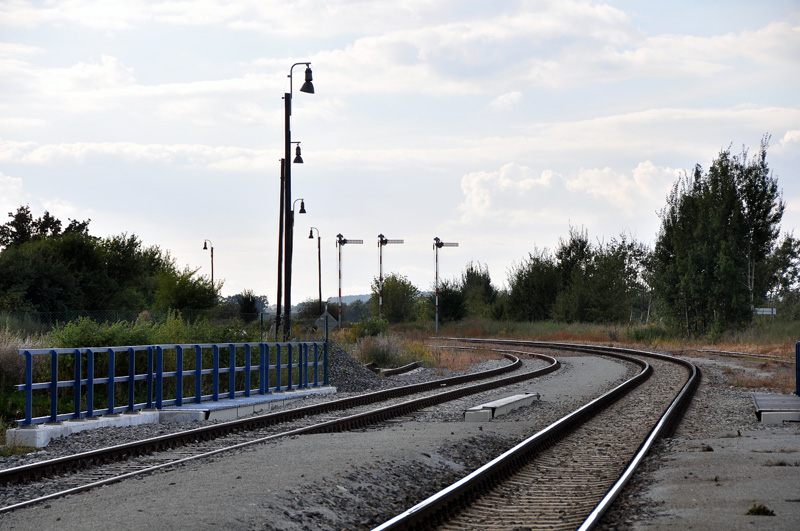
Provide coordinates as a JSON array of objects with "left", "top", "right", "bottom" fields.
[
  {"left": 0, "top": 349, "right": 559, "bottom": 514},
  {"left": 374, "top": 340, "right": 700, "bottom": 531}
]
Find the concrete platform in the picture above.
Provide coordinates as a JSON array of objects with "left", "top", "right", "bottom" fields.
[
  {"left": 752, "top": 392, "right": 800, "bottom": 425},
  {"left": 6, "top": 386, "right": 337, "bottom": 448},
  {"left": 464, "top": 392, "right": 540, "bottom": 422}
]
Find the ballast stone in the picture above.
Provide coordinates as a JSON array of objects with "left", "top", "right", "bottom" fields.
[{"left": 464, "top": 392, "right": 540, "bottom": 422}]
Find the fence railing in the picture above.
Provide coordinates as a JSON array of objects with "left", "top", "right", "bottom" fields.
[{"left": 15, "top": 341, "right": 328, "bottom": 426}]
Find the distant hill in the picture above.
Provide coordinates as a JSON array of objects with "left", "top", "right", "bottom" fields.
[{"left": 332, "top": 294, "right": 371, "bottom": 304}]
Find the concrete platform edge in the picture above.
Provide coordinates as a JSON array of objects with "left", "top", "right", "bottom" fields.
[{"left": 6, "top": 386, "right": 337, "bottom": 448}]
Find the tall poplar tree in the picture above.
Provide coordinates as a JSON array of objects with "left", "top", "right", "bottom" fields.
[{"left": 652, "top": 137, "right": 784, "bottom": 335}]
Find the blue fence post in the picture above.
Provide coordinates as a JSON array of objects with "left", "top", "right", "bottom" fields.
[
  {"left": 228, "top": 344, "right": 236, "bottom": 399},
  {"left": 324, "top": 341, "right": 328, "bottom": 386},
  {"left": 313, "top": 343, "right": 319, "bottom": 387},
  {"left": 302, "top": 343, "right": 308, "bottom": 388},
  {"left": 212, "top": 345, "right": 219, "bottom": 401},
  {"left": 287, "top": 344, "right": 293, "bottom": 390},
  {"left": 194, "top": 345, "right": 202, "bottom": 404},
  {"left": 259, "top": 344, "right": 267, "bottom": 395},
  {"left": 245, "top": 344, "right": 252, "bottom": 397},
  {"left": 24, "top": 350, "right": 33, "bottom": 425},
  {"left": 108, "top": 348, "right": 115, "bottom": 415},
  {"left": 276, "top": 344, "right": 282, "bottom": 391},
  {"left": 87, "top": 349, "right": 94, "bottom": 418},
  {"left": 146, "top": 346, "right": 153, "bottom": 408},
  {"left": 73, "top": 349, "right": 82, "bottom": 419},
  {"left": 795, "top": 342, "right": 799, "bottom": 396},
  {"left": 49, "top": 350, "right": 58, "bottom": 422},
  {"left": 155, "top": 346, "right": 164, "bottom": 409},
  {"left": 127, "top": 347, "right": 135, "bottom": 412},
  {"left": 176, "top": 345, "right": 184, "bottom": 406}
]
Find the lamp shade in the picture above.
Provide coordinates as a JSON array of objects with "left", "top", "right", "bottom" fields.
[{"left": 300, "top": 66, "right": 314, "bottom": 94}]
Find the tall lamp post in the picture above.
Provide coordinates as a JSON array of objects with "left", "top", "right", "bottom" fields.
[
  {"left": 309, "top": 227, "right": 322, "bottom": 315},
  {"left": 275, "top": 144, "right": 303, "bottom": 336},
  {"left": 202, "top": 239, "right": 214, "bottom": 288},
  {"left": 377, "top": 234, "right": 404, "bottom": 319},
  {"left": 433, "top": 236, "right": 458, "bottom": 333},
  {"left": 282, "top": 62, "right": 314, "bottom": 339}
]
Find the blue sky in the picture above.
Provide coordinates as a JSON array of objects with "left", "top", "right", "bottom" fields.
[{"left": 1, "top": 1, "right": 798, "bottom": 308}]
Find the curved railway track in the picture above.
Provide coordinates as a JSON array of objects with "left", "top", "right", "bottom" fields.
[
  {"left": 375, "top": 339, "right": 700, "bottom": 531},
  {"left": 0, "top": 349, "right": 559, "bottom": 514}
]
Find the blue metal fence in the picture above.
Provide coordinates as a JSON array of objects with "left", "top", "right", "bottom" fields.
[{"left": 15, "top": 341, "right": 328, "bottom": 426}]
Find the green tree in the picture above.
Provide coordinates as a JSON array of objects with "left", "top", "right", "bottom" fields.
[
  {"left": 0, "top": 205, "right": 90, "bottom": 249},
  {"left": 506, "top": 248, "right": 560, "bottom": 321},
  {"left": 153, "top": 266, "right": 217, "bottom": 313},
  {"left": 370, "top": 273, "right": 419, "bottom": 323},
  {"left": 0, "top": 206, "right": 222, "bottom": 316},
  {"left": 460, "top": 262, "right": 498, "bottom": 318},
  {"left": 766, "top": 234, "right": 800, "bottom": 319},
  {"left": 652, "top": 139, "right": 784, "bottom": 335},
  {"left": 237, "top": 289, "right": 261, "bottom": 323},
  {"left": 432, "top": 278, "right": 467, "bottom": 323}
]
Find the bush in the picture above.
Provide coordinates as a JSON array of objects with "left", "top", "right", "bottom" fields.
[
  {"left": 348, "top": 316, "right": 389, "bottom": 340},
  {"left": 353, "top": 334, "right": 414, "bottom": 368}
]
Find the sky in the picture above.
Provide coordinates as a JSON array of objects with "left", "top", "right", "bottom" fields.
[{"left": 1, "top": 0, "right": 799, "bottom": 311}]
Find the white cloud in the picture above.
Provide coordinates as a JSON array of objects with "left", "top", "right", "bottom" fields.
[
  {"left": 776, "top": 130, "right": 800, "bottom": 154},
  {"left": 0, "top": 138, "right": 268, "bottom": 169},
  {"left": 565, "top": 161, "right": 679, "bottom": 215},
  {"left": 458, "top": 162, "right": 553, "bottom": 223},
  {"left": 489, "top": 92, "right": 523, "bottom": 111},
  {"left": 0, "top": 117, "right": 47, "bottom": 129},
  {"left": 0, "top": 171, "right": 25, "bottom": 214}
]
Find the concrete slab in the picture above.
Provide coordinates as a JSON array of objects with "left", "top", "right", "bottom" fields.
[
  {"left": 464, "top": 392, "right": 540, "bottom": 422},
  {"left": 752, "top": 392, "right": 800, "bottom": 423}
]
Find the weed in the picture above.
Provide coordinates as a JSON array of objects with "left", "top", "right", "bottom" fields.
[
  {"left": 746, "top": 503, "right": 774, "bottom": 516},
  {"left": 0, "top": 419, "right": 36, "bottom": 457}
]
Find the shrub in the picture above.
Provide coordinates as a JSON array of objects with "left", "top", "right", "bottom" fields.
[
  {"left": 353, "top": 334, "right": 414, "bottom": 368},
  {"left": 348, "top": 316, "right": 389, "bottom": 341}
]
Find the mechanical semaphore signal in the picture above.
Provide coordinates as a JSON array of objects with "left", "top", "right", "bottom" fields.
[
  {"left": 433, "top": 236, "right": 459, "bottom": 332},
  {"left": 434, "top": 237, "right": 458, "bottom": 248},
  {"left": 336, "top": 234, "right": 363, "bottom": 327},
  {"left": 337, "top": 234, "right": 363, "bottom": 246}
]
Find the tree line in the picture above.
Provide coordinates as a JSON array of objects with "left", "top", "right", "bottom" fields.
[
  {"left": 300, "top": 138, "right": 798, "bottom": 335},
  {"left": 2, "top": 139, "right": 797, "bottom": 337}
]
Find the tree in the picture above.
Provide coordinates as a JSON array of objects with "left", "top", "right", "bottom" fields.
[
  {"left": 153, "top": 266, "right": 217, "bottom": 313},
  {"left": 0, "top": 205, "right": 90, "bottom": 249},
  {"left": 460, "top": 262, "right": 498, "bottom": 318},
  {"left": 432, "top": 278, "right": 467, "bottom": 323},
  {"left": 369, "top": 273, "right": 419, "bottom": 323},
  {"left": 506, "top": 248, "right": 560, "bottom": 321},
  {"left": 651, "top": 139, "right": 785, "bottom": 335},
  {"left": 765, "top": 233, "right": 800, "bottom": 319},
  {"left": 0, "top": 206, "right": 222, "bottom": 316},
  {"left": 237, "top": 289, "right": 261, "bottom": 323}
]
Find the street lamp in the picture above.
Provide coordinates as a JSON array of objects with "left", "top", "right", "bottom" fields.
[
  {"left": 275, "top": 143, "right": 303, "bottom": 335},
  {"left": 336, "top": 234, "right": 363, "bottom": 328},
  {"left": 282, "top": 62, "right": 314, "bottom": 339},
  {"left": 309, "top": 227, "right": 322, "bottom": 315},
  {"left": 377, "top": 234, "right": 404, "bottom": 320},
  {"left": 433, "top": 236, "right": 458, "bottom": 333},
  {"left": 202, "top": 239, "right": 214, "bottom": 289}
]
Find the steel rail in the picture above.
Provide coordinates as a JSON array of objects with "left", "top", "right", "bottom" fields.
[
  {"left": 0, "top": 351, "right": 560, "bottom": 515},
  {"left": 373, "top": 339, "right": 699, "bottom": 530}
]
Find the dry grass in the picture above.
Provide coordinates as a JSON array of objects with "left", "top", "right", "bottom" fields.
[
  {"left": 424, "top": 347, "right": 504, "bottom": 372},
  {"left": 0, "top": 329, "right": 46, "bottom": 387}
]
